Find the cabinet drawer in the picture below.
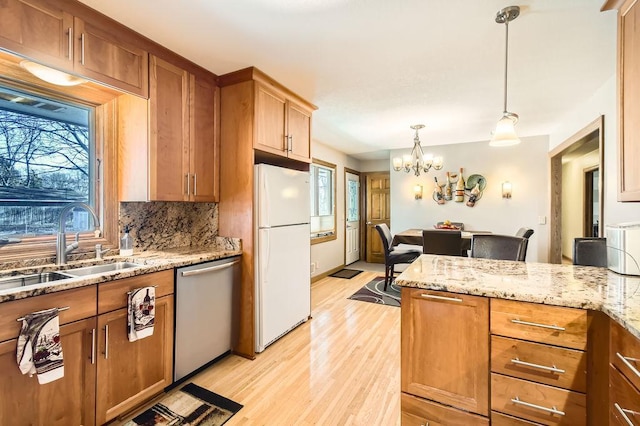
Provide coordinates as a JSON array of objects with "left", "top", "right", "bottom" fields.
[
  {"left": 491, "top": 336, "right": 587, "bottom": 392},
  {"left": 611, "top": 320, "right": 640, "bottom": 392},
  {"left": 0, "top": 285, "right": 96, "bottom": 342},
  {"left": 610, "top": 364, "right": 640, "bottom": 425},
  {"left": 491, "top": 374, "right": 586, "bottom": 425},
  {"left": 491, "top": 299, "right": 587, "bottom": 350},
  {"left": 401, "top": 392, "right": 489, "bottom": 426},
  {"left": 492, "top": 411, "right": 542, "bottom": 425},
  {"left": 98, "top": 270, "right": 173, "bottom": 314}
]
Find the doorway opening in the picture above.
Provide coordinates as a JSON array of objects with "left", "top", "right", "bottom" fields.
[{"left": 549, "top": 116, "right": 604, "bottom": 264}]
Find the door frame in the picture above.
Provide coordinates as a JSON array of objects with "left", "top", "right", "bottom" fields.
[
  {"left": 344, "top": 167, "right": 361, "bottom": 265},
  {"left": 549, "top": 115, "right": 604, "bottom": 263},
  {"left": 583, "top": 165, "right": 599, "bottom": 237}
]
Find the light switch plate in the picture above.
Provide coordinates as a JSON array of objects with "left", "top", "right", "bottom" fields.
[{"left": 538, "top": 216, "right": 547, "bottom": 225}]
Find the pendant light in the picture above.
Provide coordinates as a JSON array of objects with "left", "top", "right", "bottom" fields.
[
  {"left": 490, "top": 5, "right": 521, "bottom": 147},
  {"left": 392, "top": 124, "right": 443, "bottom": 177}
]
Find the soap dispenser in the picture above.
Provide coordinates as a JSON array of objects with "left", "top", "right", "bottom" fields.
[{"left": 120, "top": 225, "right": 133, "bottom": 256}]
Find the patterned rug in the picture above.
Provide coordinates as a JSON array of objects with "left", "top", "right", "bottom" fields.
[
  {"left": 348, "top": 276, "right": 401, "bottom": 307},
  {"left": 329, "top": 268, "right": 363, "bottom": 279},
  {"left": 124, "top": 383, "right": 242, "bottom": 426}
]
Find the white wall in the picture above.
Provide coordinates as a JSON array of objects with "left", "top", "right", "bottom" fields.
[
  {"left": 561, "top": 150, "right": 599, "bottom": 259},
  {"left": 310, "top": 141, "right": 361, "bottom": 278},
  {"left": 360, "top": 159, "right": 389, "bottom": 173},
  {"left": 389, "top": 136, "right": 550, "bottom": 263},
  {"left": 550, "top": 74, "right": 640, "bottom": 229}
]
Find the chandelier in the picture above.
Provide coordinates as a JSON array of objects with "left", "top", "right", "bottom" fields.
[
  {"left": 392, "top": 124, "right": 443, "bottom": 177},
  {"left": 490, "top": 5, "right": 521, "bottom": 147}
]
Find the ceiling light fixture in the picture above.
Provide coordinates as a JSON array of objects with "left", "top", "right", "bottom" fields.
[
  {"left": 20, "top": 61, "right": 87, "bottom": 87},
  {"left": 490, "top": 5, "right": 521, "bottom": 147},
  {"left": 392, "top": 124, "right": 443, "bottom": 177}
]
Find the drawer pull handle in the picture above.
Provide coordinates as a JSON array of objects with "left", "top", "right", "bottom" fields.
[
  {"left": 420, "top": 294, "right": 463, "bottom": 303},
  {"left": 614, "top": 402, "right": 639, "bottom": 426},
  {"left": 617, "top": 352, "right": 640, "bottom": 380},
  {"left": 511, "top": 318, "right": 565, "bottom": 331},
  {"left": 511, "top": 396, "right": 565, "bottom": 416},
  {"left": 510, "top": 357, "right": 565, "bottom": 374}
]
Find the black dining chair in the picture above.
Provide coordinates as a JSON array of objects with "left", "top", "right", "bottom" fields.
[
  {"left": 375, "top": 224, "right": 422, "bottom": 290},
  {"left": 422, "top": 229, "right": 463, "bottom": 256},
  {"left": 470, "top": 234, "right": 529, "bottom": 261},
  {"left": 515, "top": 227, "right": 534, "bottom": 239},
  {"left": 573, "top": 237, "right": 607, "bottom": 267}
]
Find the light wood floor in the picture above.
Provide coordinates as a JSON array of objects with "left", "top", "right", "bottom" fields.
[{"left": 190, "top": 270, "right": 400, "bottom": 425}]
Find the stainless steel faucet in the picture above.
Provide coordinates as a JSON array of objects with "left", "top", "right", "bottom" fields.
[{"left": 56, "top": 202, "right": 100, "bottom": 265}]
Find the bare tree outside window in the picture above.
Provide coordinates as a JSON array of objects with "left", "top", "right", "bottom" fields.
[{"left": 0, "top": 88, "right": 93, "bottom": 239}]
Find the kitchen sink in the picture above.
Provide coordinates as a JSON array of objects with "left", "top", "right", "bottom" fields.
[
  {"left": 62, "top": 261, "right": 143, "bottom": 277},
  {"left": 0, "top": 272, "right": 73, "bottom": 291}
]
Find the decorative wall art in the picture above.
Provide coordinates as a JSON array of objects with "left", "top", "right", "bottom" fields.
[{"left": 432, "top": 168, "right": 486, "bottom": 207}]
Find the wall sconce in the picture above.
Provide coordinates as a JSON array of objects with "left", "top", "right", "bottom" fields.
[
  {"left": 502, "top": 181, "right": 512, "bottom": 198},
  {"left": 414, "top": 184, "right": 423, "bottom": 200}
]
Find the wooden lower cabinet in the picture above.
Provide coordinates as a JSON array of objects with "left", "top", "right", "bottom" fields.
[
  {"left": 0, "top": 317, "right": 96, "bottom": 426},
  {"left": 401, "top": 392, "right": 489, "bottom": 426},
  {"left": 491, "top": 374, "right": 586, "bottom": 425},
  {"left": 96, "top": 294, "right": 174, "bottom": 425},
  {"left": 492, "top": 411, "right": 542, "bottom": 425},
  {"left": 401, "top": 288, "right": 489, "bottom": 416}
]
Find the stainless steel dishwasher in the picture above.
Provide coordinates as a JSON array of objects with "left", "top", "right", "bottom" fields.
[{"left": 174, "top": 256, "right": 240, "bottom": 382}]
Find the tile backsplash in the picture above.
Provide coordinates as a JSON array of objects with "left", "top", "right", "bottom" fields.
[{"left": 120, "top": 202, "right": 218, "bottom": 250}]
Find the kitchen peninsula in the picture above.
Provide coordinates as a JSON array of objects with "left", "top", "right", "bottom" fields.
[{"left": 396, "top": 254, "right": 640, "bottom": 425}]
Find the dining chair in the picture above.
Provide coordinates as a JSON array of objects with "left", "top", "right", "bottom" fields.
[
  {"left": 515, "top": 227, "right": 534, "bottom": 239},
  {"left": 375, "top": 224, "right": 422, "bottom": 290},
  {"left": 422, "top": 229, "right": 463, "bottom": 256},
  {"left": 573, "top": 237, "right": 607, "bottom": 267},
  {"left": 470, "top": 234, "right": 528, "bottom": 261}
]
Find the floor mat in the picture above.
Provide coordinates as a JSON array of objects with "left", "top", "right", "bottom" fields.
[{"left": 329, "top": 268, "right": 363, "bottom": 279}]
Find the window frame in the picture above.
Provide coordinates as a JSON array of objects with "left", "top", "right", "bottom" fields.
[
  {"left": 0, "top": 77, "right": 119, "bottom": 263},
  {"left": 310, "top": 158, "right": 337, "bottom": 245}
]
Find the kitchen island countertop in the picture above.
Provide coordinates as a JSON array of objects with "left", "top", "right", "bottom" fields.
[{"left": 396, "top": 254, "right": 640, "bottom": 339}]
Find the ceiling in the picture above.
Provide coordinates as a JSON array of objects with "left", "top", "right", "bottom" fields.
[{"left": 77, "top": 0, "right": 616, "bottom": 160}]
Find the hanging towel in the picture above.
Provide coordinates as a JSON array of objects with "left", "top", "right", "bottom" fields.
[
  {"left": 16, "top": 308, "right": 64, "bottom": 384},
  {"left": 128, "top": 286, "right": 155, "bottom": 342}
]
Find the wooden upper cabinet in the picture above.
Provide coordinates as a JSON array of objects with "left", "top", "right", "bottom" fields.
[
  {"left": 0, "top": 0, "right": 73, "bottom": 70},
  {"left": 73, "top": 17, "right": 148, "bottom": 97},
  {"left": 149, "top": 55, "right": 190, "bottom": 201},
  {"left": 220, "top": 67, "right": 316, "bottom": 164},
  {"left": 0, "top": 0, "right": 149, "bottom": 97},
  {"left": 255, "top": 83, "right": 287, "bottom": 155},
  {"left": 190, "top": 73, "right": 219, "bottom": 202},
  {"left": 287, "top": 99, "right": 312, "bottom": 162}
]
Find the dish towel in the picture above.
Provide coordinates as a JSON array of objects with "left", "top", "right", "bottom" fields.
[
  {"left": 128, "top": 286, "right": 155, "bottom": 342},
  {"left": 16, "top": 308, "right": 64, "bottom": 384}
]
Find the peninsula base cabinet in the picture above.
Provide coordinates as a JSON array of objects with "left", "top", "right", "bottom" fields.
[
  {"left": 401, "top": 288, "right": 490, "bottom": 422},
  {"left": 0, "top": 270, "right": 175, "bottom": 425}
]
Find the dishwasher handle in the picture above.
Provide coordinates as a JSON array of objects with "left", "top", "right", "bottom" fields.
[{"left": 181, "top": 260, "right": 240, "bottom": 277}]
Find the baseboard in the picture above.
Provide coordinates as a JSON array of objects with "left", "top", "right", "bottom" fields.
[{"left": 311, "top": 264, "right": 345, "bottom": 283}]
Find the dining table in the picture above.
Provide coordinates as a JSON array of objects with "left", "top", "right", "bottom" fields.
[{"left": 392, "top": 228, "right": 492, "bottom": 253}]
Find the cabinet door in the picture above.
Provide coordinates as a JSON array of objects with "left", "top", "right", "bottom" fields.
[
  {"left": 0, "top": 317, "right": 96, "bottom": 426},
  {"left": 255, "top": 83, "right": 287, "bottom": 156},
  {"left": 619, "top": 0, "right": 640, "bottom": 200},
  {"left": 189, "top": 73, "right": 219, "bottom": 202},
  {"left": 286, "top": 100, "right": 312, "bottom": 162},
  {"left": 96, "top": 295, "right": 174, "bottom": 425},
  {"left": 0, "top": 0, "right": 73, "bottom": 70},
  {"left": 73, "top": 17, "right": 148, "bottom": 97},
  {"left": 401, "top": 288, "right": 489, "bottom": 416},
  {"left": 149, "top": 55, "right": 189, "bottom": 201},
  {"left": 610, "top": 364, "right": 640, "bottom": 425}
]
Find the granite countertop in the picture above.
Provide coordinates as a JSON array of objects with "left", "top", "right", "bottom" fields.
[
  {"left": 0, "top": 242, "right": 242, "bottom": 303},
  {"left": 396, "top": 254, "right": 640, "bottom": 339}
]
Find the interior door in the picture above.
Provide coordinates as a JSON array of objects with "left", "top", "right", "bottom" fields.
[
  {"left": 365, "top": 172, "right": 390, "bottom": 263},
  {"left": 345, "top": 170, "right": 360, "bottom": 265}
]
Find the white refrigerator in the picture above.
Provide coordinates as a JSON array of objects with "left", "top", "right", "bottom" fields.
[{"left": 254, "top": 163, "right": 311, "bottom": 353}]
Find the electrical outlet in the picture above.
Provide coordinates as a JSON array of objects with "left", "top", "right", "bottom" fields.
[{"left": 310, "top": 262, "right": 316, "bottom": 273}]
